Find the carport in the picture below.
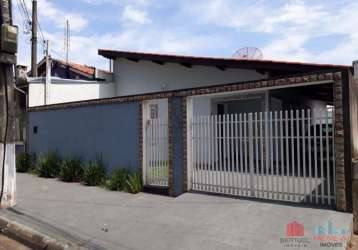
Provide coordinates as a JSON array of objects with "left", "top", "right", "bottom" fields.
[{"left": 185, "top": 77, "right": 339, "bottom": 207}]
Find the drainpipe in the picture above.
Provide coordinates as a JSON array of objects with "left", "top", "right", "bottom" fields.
[{"left": 353, "top": 60, "right": 358, "bottom": 234}]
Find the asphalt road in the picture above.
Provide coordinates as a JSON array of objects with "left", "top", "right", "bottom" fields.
[{"left": 0, "top": 234, "right": 31, "bottom": 250}]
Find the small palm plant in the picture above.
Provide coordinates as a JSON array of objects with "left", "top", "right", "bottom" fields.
[
  {"left": 125, "top": 172, "right": 143, "bottom": 194},
  {"left": 59, "top": 156, "right": 83, "bottom": 182},
  {"left": 82, "top": 159, "right": 106, "bottom": 186},
  {"left": 35, "top": 152, "right": 61, "bottom": 178},
  {"left": 16, "top": 153, "right": 34, "bottom": 173},
  {"left": 105, "top": 168, "right": 130, "bottom": 191}
]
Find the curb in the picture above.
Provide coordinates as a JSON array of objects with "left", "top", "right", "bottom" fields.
[{"left": 0, "top": 214, "right": 81, "bottom": 250}]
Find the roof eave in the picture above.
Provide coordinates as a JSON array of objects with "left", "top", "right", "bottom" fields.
[{"left": 98, "top": 49, "right": 350, "bottom": 72}]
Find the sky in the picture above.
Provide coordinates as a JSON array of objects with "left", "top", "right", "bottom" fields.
[{"left": 14, "top": 0, "right": 358, "bottom": 70}]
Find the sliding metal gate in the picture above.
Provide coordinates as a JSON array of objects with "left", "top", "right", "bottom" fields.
[
  {"left": 190, "top": 108, "right": 335, "bottom": 206},
  {"left": 144, "top": 118, "right": 169, "bottom": 187}
]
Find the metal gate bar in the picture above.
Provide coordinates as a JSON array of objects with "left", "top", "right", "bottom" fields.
[{"left": 190, "top": 108, "right": 335, "bottom": 206}]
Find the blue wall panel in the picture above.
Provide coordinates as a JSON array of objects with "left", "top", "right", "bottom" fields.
[{"left": 29, "top": 102, "right": 140, "bottom": 172}]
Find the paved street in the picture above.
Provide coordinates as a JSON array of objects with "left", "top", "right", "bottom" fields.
[{"left": 5, "top": 173, "right": 352, "bottom": 250}]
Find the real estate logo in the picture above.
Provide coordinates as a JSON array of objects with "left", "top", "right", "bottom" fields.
[
  {"left": 313, "top": 221, "right": 351, "bottom": 248},
  {"left": 280, "top": 221, "right": 310, "bottom": 248},
  {"left": 286, "top": 221, "right": 305, "bottom": 237},
  {"left": 279, "top": 220, "right": 351, "bottom": 248}
]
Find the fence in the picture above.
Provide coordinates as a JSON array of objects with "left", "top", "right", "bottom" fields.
[{"left": 190, "top": 108, "right": 335, "bottom": 206}]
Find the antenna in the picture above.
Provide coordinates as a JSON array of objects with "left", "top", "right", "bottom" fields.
[
  {"left": 64, "top": 20, "right": 70, "bottom": 63},
  {"left": 232, "top": 47, "right": 263, "bottom": 60}
]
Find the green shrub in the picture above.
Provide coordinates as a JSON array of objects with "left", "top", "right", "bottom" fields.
[
  {"left": 105, "top": 168, "right": 130, "bottom": 191},
  {"left": 82, "top": 160, "right": 106, "bottom": 186},
  {"left": 125, "top": 172, "right": 142, "bottom": 194},
  {"left": 16, "top": 153, "right": 34, "bottom": 173},
  {"left": 35, "top": 152, "right": 61, "bottom": 178},
  {"left": 59, "top": 156, "right": 83, "bottom": 182}
]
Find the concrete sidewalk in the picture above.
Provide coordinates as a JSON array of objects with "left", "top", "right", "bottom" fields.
[{"left": 6, "top": 173, "right": 353, "bottom": 250}]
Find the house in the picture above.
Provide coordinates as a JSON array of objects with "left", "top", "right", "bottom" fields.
[
  {"left": 26, "top": 57, "right": 114, "bottom": 107},
  {"left": 35, "top": 57, "right": 112, "bottom": 81},
  {"left": 27, "top": 49, "right": 358, "bottom": 213}
]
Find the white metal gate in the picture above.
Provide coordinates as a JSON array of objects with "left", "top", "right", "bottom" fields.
[
  {"left": 144, "top": 118, "right": 169, "bottom": 186},
  {"left": 190, "top": 108, "right": 336, "bottom": 206}
]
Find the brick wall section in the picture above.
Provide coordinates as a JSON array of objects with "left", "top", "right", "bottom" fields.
[
  {"left": 181, "top": 97, "right": 188, "bottom": 192},
  {"left": 333, "top": 72, "right": 346, "bottom": 211},
  {"left": 168, "top": 99, "right": 174, "bottom": 195},
  {"left": 139, "top": 102, "right": 143, "bottom": 175}
]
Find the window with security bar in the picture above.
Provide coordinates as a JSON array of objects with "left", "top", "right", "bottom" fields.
[{"left": 149, "top": 104, "right": 158, "bottom": 119}]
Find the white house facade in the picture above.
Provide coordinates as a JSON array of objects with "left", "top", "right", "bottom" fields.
[
  {"left": 28, "top": 77, "right": 116, "bottom": 107},
  {"left": 27, "top": 49, "right": 357, "bottom": 213}
]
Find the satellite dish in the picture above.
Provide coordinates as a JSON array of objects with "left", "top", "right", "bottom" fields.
[{"left": 232, "top": 47, "right": 263, "bottom": 60}]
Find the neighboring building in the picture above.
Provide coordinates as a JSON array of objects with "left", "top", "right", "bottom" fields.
[
  {"left": 27, "top": 50, "right": 358, "bottom": 214},
  {"left": 36, "top": 57, "right": 113, "bottom": 81},
  {"left": 27, "top": 77, "right": 115, "bottom": 107},
  {"left": 26, "top": 57, "right": 114, "bottom": 107}
]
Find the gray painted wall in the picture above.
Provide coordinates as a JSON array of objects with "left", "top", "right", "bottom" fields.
[{"left": 29, "top": 102, "right": 140, "bottom": 172}]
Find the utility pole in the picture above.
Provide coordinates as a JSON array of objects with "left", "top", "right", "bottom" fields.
[
  {"left": 45, "top": 40, "right": 51, "bottom": 105},
  {"left": 31, "top": 0, "right": 37, "bottom": 77},
  {"left": 64, "top": 20, "right": 69, "bottom": 63},
  {"left": 0, "top": 0, "right": 19, "bottom": 208}
]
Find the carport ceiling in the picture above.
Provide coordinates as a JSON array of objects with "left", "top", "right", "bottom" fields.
[{"left": 270, "top": 83, "right": 334, "bottom": 103}]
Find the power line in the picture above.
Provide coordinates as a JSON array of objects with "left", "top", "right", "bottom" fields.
[
  {"left": 18, "top": 0, "right": 30, "bottom": 22},
  {"left": 16, "top": 0, "right": 32, "bottom": 34},
  {"left": 21, "top": 0, "right": 30, "bottom": 21},
  {"left": 37, "top": 18, "right": 45, "bottom": 43},
  {"left": 52, "top": 49, "right": 67, "bottom": 61},
  {"left": 21, "top": 0, "right": 45, "bottom": 43},
  {"left": 17, "top": 0, "right": 46, "bottom": 56},
  {"left": 15, "top": 0, "right": 26, "bottom": 21},
  {"left": 16, "top": 0, "right": 65, "bottom": 62}
]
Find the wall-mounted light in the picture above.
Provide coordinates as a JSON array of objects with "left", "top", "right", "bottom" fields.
[{"left": 161, "top": 83, "right": 167, "bottom": 91}]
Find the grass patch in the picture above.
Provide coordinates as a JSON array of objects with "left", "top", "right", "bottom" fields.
[{"left": 147, "top": 165, "right": 168, "bottom": 182}]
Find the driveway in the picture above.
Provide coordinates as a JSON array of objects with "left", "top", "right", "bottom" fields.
[{"left": 6, "top": 173, "right": 352, "bottom": 250}]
